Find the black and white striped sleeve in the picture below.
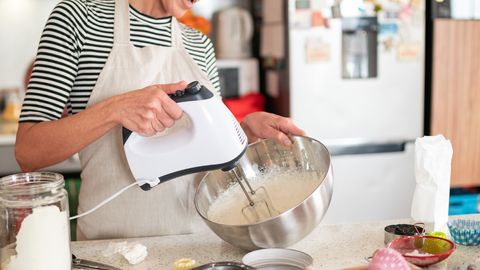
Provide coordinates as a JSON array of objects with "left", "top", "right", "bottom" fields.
[
  {"left": 203, "top": 35, "right": 221, "bottom": 96},
  {"left": 181, "top": 26, "right": 221, "bottom": 96},
  {"left": 19, "top": 0, "right": 86, "bottom": 122}
]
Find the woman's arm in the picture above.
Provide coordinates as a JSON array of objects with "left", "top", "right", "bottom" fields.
[
  {"left": 16, "top": 83, "right": 185, "bottom": 172},
  {"left": 240, "top": 111, "right": 305, "bottom": 147}
]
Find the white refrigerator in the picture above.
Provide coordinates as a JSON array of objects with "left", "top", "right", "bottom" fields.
[{"left": 286, "top": 0, "right": 426, "bottom": 224}]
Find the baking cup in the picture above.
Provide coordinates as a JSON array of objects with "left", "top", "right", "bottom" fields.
[{"left": 447, "top": 219, "right": 480, "bottom": 246}]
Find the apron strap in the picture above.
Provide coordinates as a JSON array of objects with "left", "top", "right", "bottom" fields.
[
  {"left": 114, "top": 0, "right": 131, "bottom": 45},
  {"left": 171, "top": 17, "right": 184, "bottom": 50}
]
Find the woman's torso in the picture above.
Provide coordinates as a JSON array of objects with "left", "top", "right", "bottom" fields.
[{"left": 20, "top": 0, "right": 220, "bottom": 240}]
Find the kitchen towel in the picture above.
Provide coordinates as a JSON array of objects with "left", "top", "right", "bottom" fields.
[{"left": 411, "top": 135, "right": 453, "bottom": 232}]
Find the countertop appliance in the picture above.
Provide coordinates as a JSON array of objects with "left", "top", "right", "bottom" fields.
[
  {"left": 214, "top": 6, "right": 254, "bottom": 59},
  {"left": 278, "top": 0, "right": 426, "bottom": 224},
  {"left": 123, "top": 82, "right": 248, "bottom": 190},
  {"left": 216, "top": 58, "right": 259, "bottom": 98}
]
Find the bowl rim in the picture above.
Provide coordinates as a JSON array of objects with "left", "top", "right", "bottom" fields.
[
  {"left": 242, "top": 248, "right": 314, "bottom": 266},
  {"left": 192, "top": 261, "right": 255, "bottom": 270},
  {"left": 193, "top": 135, "right": 333, "bottom": 227},
  {"left": 387, "top": 235, "right": 457, "bottom": 259}
]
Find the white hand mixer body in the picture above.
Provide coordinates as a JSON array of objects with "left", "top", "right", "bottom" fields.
[{"left": 123, "top": 81, "right": 248, "bottom": 190}]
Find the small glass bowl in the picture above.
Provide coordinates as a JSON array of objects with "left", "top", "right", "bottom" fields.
[
  {"left": 387, "top": 235, "right": 456, "bottom": 267},
  {"left": 448, "top": 219, "right": 480, "bottom": 246}
]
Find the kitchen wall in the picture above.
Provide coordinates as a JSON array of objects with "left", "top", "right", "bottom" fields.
[{"left": 0, "top": 0, "right": 59, "bottom": 91}]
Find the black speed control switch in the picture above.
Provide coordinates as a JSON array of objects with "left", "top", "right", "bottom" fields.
[
  {"left": 168, "top": 81, "right": 212, "bottom": 102},
  {"left": 185, "top": 81, "right": 202, "bottom": 95},
  {"left": 174, "top": 90, "right": 184, "bottom": 97}
]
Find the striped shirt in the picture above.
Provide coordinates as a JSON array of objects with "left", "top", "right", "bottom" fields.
[{"left": 20, "top": 0, "right": 220, "bottom": 123}]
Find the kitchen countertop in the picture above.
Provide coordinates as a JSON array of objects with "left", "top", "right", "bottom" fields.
[{"left": 71, "top": 214, "right": 480, "bottom": 270}]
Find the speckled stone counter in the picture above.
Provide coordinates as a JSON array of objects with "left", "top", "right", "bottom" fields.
[{"left": 71, "top": 214, "right": 480, "bottom": 269}]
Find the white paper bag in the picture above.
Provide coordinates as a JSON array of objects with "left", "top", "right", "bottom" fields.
[{"left": 411, "top": 135, "right": 453, "bottom": 232}]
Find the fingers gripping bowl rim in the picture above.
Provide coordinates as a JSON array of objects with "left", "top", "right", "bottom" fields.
[{"left": 194, "top": 135, "right": 334, "bottom": 250}]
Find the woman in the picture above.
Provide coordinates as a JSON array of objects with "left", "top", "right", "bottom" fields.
[{"left": 15, "top": 0, "right": 304, "bottom": 240}]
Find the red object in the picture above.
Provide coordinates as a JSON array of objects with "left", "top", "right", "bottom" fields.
[
  {"left": 223, "top": 93, "right": 265, "bottom": 122},
  {"left": 387, "top": 235, "right": 456, "bottom": 267},
  {"left": 223, "top": 92, "right": 265, "bottom": 122}
]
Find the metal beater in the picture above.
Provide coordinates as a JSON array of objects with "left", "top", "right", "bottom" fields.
[{"left": 229, "top": 167, "right": 280, "bottom": 223}]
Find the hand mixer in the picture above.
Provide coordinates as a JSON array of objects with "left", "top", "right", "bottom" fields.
[{"left": 122, "top": 81, "right": 279, "bottom": 222}]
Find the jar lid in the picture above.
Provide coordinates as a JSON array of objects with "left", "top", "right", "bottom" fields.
[{"left": 0, "top": 172, "right": 64, "bottom": 197}]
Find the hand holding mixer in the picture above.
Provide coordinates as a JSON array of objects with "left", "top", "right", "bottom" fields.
[{"left": 122, "top": 81, "right": 280, "bottom": 223}]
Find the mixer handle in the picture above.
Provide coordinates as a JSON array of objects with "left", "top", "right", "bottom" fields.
[{"left": 122, "top": 81, "right": 214, "bottom": 144}]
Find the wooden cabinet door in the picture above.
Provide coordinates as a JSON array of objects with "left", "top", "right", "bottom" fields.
[{"left": 431, "top": 19, "right": 480, "bottom": 187}]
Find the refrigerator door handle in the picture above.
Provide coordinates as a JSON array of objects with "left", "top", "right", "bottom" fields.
[{"left": 324, "top": 138, "right": 415, "bottom": 156}]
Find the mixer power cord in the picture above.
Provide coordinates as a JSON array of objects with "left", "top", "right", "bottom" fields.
[{"left": 69, "top": 179, "right": 160, "bottom": 220}]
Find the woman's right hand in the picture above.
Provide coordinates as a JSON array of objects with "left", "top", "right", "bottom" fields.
[
  {"left": 16, "top": 81, "right": 189, "bottom": 172},
  {"left": 111, "top": 81, "right": 188, "bottom": 136}
]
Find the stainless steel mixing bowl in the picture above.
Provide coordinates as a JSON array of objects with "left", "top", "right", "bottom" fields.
[{"left": 194, "top": 136, "right": 334, "bottom": 250}]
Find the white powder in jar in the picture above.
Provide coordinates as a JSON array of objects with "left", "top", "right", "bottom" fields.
[
  {"left": 207, "top": 170, "right": 321, "bottom": 225},
  {"left": 3, "top": 205, "right": 71, "bottom": 270}
]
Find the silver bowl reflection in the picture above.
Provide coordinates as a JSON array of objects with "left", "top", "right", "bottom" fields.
[
  {"left": 192, "top": 262, "right": 255, "bottom": 270},
  {"left": 194, "top": 136, "right": 334, "bottom": 250}
]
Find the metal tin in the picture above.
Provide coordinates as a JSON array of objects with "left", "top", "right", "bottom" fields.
[{"left": 384, "top": 224, "right": 425, "bottom": 245}]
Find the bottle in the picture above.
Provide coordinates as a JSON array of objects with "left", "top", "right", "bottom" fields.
[
  {"left": 2, "top": 90, "right": 21, "bottom": 122},
  {"left": 0, "top": 172, "right": 71, "bottom": 270}
]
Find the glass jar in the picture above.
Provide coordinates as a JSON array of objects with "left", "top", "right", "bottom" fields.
[{"left": 0, "top": 172, "right": 71, "bottom": 270}]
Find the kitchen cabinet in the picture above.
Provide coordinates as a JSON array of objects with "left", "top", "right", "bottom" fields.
[{"left": 431, "top": 19, "right": 480, "bottom": 187}]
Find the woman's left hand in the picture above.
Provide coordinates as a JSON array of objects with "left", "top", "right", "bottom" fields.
[{"left": 240, "top": 112, "right": 305, "bottom": 147}]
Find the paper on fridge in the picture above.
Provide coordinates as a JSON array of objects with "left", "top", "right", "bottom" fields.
[{"left": 411, "top": 135, "right": 453, "bottom": 232}]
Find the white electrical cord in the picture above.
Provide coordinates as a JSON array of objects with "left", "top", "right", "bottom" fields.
[{"left": 69, "top": 179, "right": 159, "bottom": 220}]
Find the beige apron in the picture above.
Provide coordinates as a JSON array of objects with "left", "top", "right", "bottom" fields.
[{"left": 77, "top": 0, "right": 216, "bottom": 240}]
